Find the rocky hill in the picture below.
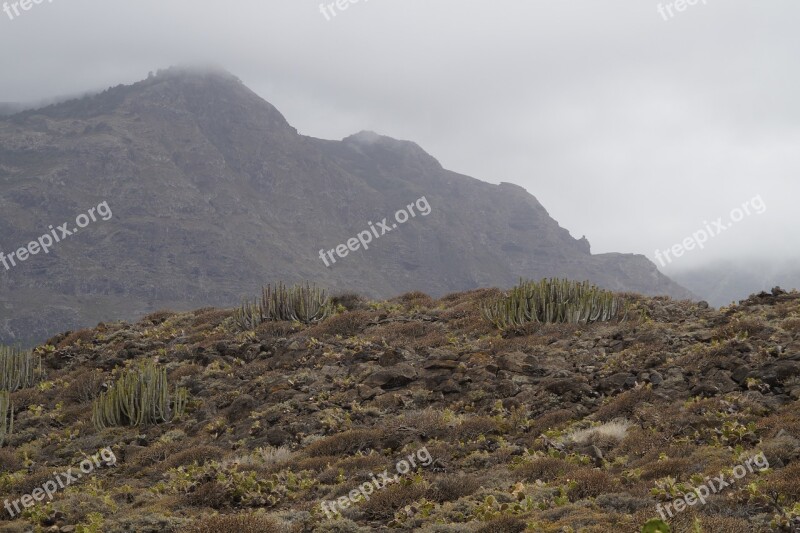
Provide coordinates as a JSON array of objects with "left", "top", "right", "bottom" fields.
[
  {"left": 0, "top": 67, "right": 692, "bottom": 346},
  {"left": 0, "top": 286, "right": 798, "bottom": 532}
]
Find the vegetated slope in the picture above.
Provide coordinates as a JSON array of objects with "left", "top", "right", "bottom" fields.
[
  {"left": 0, "top": 66, "right": 692, "bottom": 346},
  {"left": 0, "top": 287, "right": 798, "bottom": 532}
]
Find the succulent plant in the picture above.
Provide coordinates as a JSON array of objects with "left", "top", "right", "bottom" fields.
[
  {"left": 641, "top": 519, "right": 672, "bottom": 533},
  {"left": 0, "top": 345, "right": 42, "bottom": 392},
  {"left": 0, "top": 390, "right": 12, "bottom": 447},
  {"left": 92, "top": 360, "right": 188, "bottom": 429},
  {"left": 234, "top": 282, "right": 334, "bottom": 329},
  {"left": 481, "top": 278, "right": 628, "bottom": 329}
]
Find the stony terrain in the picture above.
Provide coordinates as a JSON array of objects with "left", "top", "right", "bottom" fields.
[{"left": 1, "top": 286, "right": 799, "bottom": 532}]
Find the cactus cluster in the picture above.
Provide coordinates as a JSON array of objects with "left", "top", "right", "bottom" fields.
[
  {"left": 481, "top": 278, "right": 628, "bottom": 329},
  {"left": 92, "top": 360, "right": 188, "bottom": 429},
  {"left": 0, "top": 345, "right": 42, "bottom": 392},
  {"left": 234, "top": 282, "right": 334, "bottom": 329},
  {"left": 0, "top": 391, "right": 12, "bottom": 447}
]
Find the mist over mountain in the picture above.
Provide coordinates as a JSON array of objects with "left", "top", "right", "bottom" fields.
[
  {"left": 670, "top": 258, "right": 800, "bottom": 307},
  {"left": 0, "top": 67, "right": 692, "bottom": 345}
]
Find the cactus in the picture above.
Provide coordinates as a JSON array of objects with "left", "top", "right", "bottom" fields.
[
  {"left": 234, "top": 282, "right": 334, "bottom": 329},
  {"left": 642, "top": 518, "right": 671, "bottom": 533},
  {"left": 0, "top": 345, "right": 42, "bottom": 392},
  {"left": 0, "top": 391, "right": 12, "bottom": 447},
  {"left": 481, "top": 278, "right": 628, "bottom": 330},
  {"left": 92, "top": 360, "right": 188, "bottom": 429}
]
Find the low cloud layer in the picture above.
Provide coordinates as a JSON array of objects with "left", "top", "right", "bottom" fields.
[{"left": 1, "top": 0, "right": 797, "bottom": 270}]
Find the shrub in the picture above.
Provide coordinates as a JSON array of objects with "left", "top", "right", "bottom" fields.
[
  {"left": 92, "top": 360, "right": 188, "bottom": 429},
  {"left": 179, "top": 513, "right": 282, "bottom": 533},
  {"left": 481, "top": 278, "right": 628, "bottom": 329}
]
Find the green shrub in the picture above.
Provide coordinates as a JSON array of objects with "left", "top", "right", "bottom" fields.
[
  {"left": 0, "top": 345, "right": 42, "bottom": 392},
  {"left": 92, "top": 360, "right": 188, "bottom": 429},
  {"left": 234, "top": 282, "right": 334, "bottom": 329},
  {"left": 481, "top": 278, "right": 627, "bottom": 329}
]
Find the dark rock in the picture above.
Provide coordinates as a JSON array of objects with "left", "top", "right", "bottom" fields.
[{"left": 363, "top": 364, "right": 417, "bottom": 390}]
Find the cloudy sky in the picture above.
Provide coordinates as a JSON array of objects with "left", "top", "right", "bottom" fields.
[{"left": 1, "top": 0, "right": 797, "bottom": 274}]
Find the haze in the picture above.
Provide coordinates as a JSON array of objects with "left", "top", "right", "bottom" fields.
[{"left": 1, "top": 0, "right": 798, "bottom": 276}]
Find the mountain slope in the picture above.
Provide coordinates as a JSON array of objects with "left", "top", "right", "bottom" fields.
[{"left": 0, "top": 67, "right": 692, "bottom": 345}]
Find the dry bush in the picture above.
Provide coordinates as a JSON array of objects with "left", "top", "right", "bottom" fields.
[
  {"left": 391, "top": 291, "right": 436, "bottom": 310},
  {"left": 360, "top": 481, "right": 427, "bottom": 520},
  {"left": 515, "top": 457, "right": 578, "bottom": 482},
  {"left": 187, "top": 481, "right": 230, "bottom": 509},
  {"left": 780, "top": 317, "right": 800, "bottom": 333},
  {"left": 180, "top": 513, "right": 282, "bottom": 533},
  {"left": 426, "top": 473, "right": 482, "bottom": 502},
  {"left": 64, "top": 368, "right": 106, "bottom": 403},
  {"left": 57, "top": 328, "right": 95, "bottom": 348},
  {"left": 255, "top": 320, "right": 301, "bottom": 339},
  {"left": 567, "top": 467, "right": 618, "bottom": 501},
  {"left": 8, "top": 469, "right": 57, "bottom": 496},
  {"left": 528, "top": 409, "right": 576, "bottom": 436},
  {"left": 304, "top": 429, "right": 384, "bottom": 456},
  {"left": 289, "top": 455, "right": 335, "bottom": 473},
  {"left": 0, "top": 448, "right": 22, "bottom": 471},
  {"left": 164, "top": 445, "right": 226, "bottom": 469},
  {"left": 392, "top": 409, "right": 449, "bottom": 439},
  {"left": 127, "top": 441, "right": 183, "bottom": 469},
  {"left": 766, "top": 460, "right": 800, "bottom": 501},
  {"left": 191, "top": 308, "right": 232, "bottom": 330},
  {"left": 453, "top": 416, "right": 500, "bottom": 441},
  {"left": 170, "top": 364, "right": 204, "bottom": 383},
  {"left": 594, "top": 387, "right": 655, "bottom": 421},
  {"left": 567, "top": 420, "right": 631, "bottom": 446},
  {"left": 640, "top": 456, "right": 695, "bottom": 481},
  {"left": 141, "top": 310, "right": 177, "bottom": 325},
  {"left": 9, "top": 387, "right": 41, "bottom": 410},
  {"left": 331, "top": 292, "right": 368, "bottom": 311},
  {"left": 305, "top": 311, "right": 375, "bottom": 338},
  {"left": 476, "top": 516, "right": 528, "bottom": 533}
]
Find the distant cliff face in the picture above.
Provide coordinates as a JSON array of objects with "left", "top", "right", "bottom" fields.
[{"left": 0, "top": 67, "right": 693, "bottom": 345}]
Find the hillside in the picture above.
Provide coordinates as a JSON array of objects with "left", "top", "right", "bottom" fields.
[
  {"left": 0, "top": 285, "right": 798, "bottom": 532},
  {"left": 0, "top": 67, "right": 692, "bottom": 346}
]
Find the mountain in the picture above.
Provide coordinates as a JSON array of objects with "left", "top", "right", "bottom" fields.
[
  {"left": 0, "top": 67, "right": 693, "bottom": 345},
  {"left": 669, "top": 258, "right": 800, "bottom": 307},
  {"left": 0, "top": 288, "right": 798, "bottom": 531}
]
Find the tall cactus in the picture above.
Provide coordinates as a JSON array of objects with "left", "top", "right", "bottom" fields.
[
  {"left": 234, "top": 282, "right": 334, "bottom": 329},
  {"left": 482, "top": 278, "right": 628, "bottom": 330},
  {"left": 92, "top": 360, "right": 188, "bottom": 429},
  {"left": 0, "top": 345, "right": 42, "bottom": 392},
  {"left": 0, "top": 391, "right": 12, "bottom": 447}
]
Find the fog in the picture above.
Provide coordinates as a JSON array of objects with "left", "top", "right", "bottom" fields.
[{"left": 1, "top": 0, "right": 797, "bottom": 271}]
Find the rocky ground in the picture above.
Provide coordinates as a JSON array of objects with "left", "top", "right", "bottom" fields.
[{"left": 0, "top": 287, "right": 799, "bottom": 532}]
